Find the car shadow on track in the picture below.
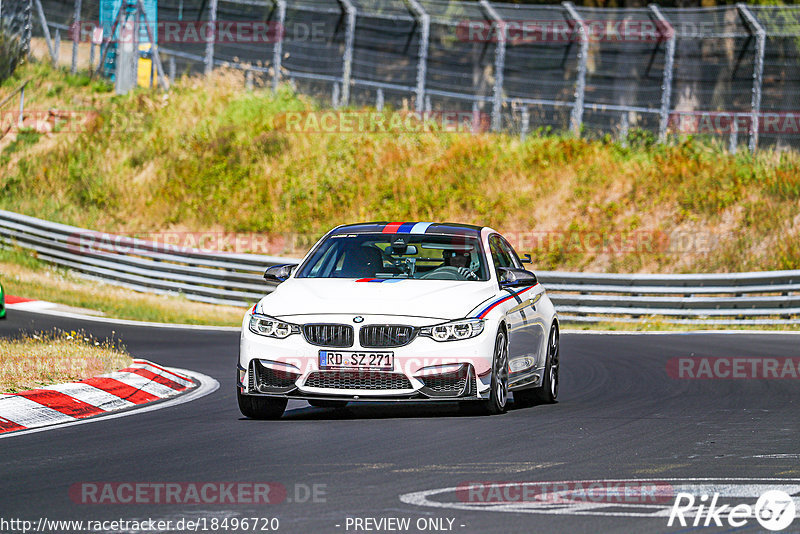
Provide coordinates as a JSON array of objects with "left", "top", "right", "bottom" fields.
[{"left": 240, "top": 398, "right": 554, "bottom": 421}]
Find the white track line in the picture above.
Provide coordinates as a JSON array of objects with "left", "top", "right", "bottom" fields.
[
  {"left": 0, "top": 368, "right": 219, "bottom": 440},
  {"left": 5, "top": 304, "right": 240, "bottom": 331}
]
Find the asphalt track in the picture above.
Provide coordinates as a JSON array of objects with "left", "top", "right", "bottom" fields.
[{"left": 1, "top": 309, "right": 799, "bottom": 534}]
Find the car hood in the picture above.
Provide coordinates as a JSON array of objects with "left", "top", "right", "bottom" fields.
[{"left": 259, "top": 278, "right": 496, "bottom": 320}]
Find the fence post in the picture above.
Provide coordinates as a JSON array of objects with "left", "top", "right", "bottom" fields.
[
  {"left": 563, "top": 2, "right": 587, "bottom": 136},
  {"left": 54, "top": 28, "right": 61, "bottom": 65},
  {"left": 737, "top": 3, "right": 765, "bottom": 153},
  {"left": 271, "top": 0, "right": 286, "bottom": 93},
  {"left": 18, "top": 83, "right": 26, "bottom": 129},
  {"left": 71, "top": 0, "right": 81, "bottom": 73},
  {"left": 404, "top": 0, "right": 429, "bottom": 113},
  {"left": 34, "top": 0, "right": 56, "bottom": 64},
  {"left": 204, "top": 0, "right": 218, "bottom": 76},
  {"left": 480, "top": 0, "right": 506, "bottom": 132},
  {"left": 649, "top": 4, "right": 675, "bottom": 143},
  {"left": 336, "top": 0, "right": 356, "bottom": 107},
  {"left": 24, "top": 0, "right": 33, "bottom": 57}
]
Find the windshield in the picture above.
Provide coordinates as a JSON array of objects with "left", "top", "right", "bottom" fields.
[{"left": 296, "top": 233, "right": 489, "bottom": 281}]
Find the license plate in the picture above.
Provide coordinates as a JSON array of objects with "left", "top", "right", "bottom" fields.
[{"left": 319, "top": 351, "right": 394, "bottom": 370}]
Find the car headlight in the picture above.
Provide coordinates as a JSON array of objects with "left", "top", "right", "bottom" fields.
[
  {"left": 420, "top": 319, "right": 485, "bottom": 342},
  {"left": 248, "top": 314, "right": 300, "bottom": 339}
]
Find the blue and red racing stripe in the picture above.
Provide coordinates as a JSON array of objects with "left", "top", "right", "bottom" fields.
[
  {"left": 355, "top": 278, "right": 405, "bottom": 283},
  {"left": 472, "top": 285, "right": 538, "bottom": 319}
]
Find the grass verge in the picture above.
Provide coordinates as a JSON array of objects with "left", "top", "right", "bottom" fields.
[
  {"left": 0, "top": 329, "right": 132, "bottom": 393},
  {"left": 0, "top": 247, "right": 246, "bottom": 326}
]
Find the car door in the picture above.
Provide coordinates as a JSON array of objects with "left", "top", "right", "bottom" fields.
[{"left": 491, "top": 235, "right": 549, "bottom": 387}]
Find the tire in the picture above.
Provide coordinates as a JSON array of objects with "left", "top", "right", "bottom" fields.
[
  {"left": 534, "top": 324, "right": 559, "bottom": 404},
  {"left": 237, "top": 389, "right": 287, "bottom": 419},
  {"left": 462, "top": 327, "right": 509, "bottom": 415},
  {"left": 307, "top": 400, "right": 349, "bottom": 409}
]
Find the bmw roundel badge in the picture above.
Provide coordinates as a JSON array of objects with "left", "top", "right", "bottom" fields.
[{"left": 353, "top": 316, "right": 364, "bottom": 323}]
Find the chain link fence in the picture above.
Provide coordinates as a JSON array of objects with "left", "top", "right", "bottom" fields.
[
  {"left": 27, "top": 0, "right": 800, "bottom": 151},
  {"left": 0, "top": 0, "right": 32, "bottom": 83}
]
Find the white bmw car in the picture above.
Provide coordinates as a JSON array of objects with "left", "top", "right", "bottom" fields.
[{"left": 237, "top": 222, "right": 559, "bottom": 419}]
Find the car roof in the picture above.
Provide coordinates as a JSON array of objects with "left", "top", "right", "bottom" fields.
[{"left": 331, "top": 222, "right": 483, "bottom": 237}]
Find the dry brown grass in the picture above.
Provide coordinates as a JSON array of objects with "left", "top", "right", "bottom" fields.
[{"left": 0, "top": 329, "right": 132, "bottom": 393}]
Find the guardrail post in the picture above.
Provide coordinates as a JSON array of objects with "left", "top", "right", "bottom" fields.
[
  {"left": 563, "top": 2, "right": 587, "bottom": 137},
  {"left": 33, "top": 0, "right": 56, "bottom": 64},
  {"left": 737, "top": 3, "right": 765, "bottom": 153},
  {"left": 271, "top": 0, "right": 286, "bottom": 93},
  {"left": 71, "top": 0, "right": 82, "bottom": 73},
  {"left": 336, "top": 0, "right": 356, "bottom": 107},
  {"left": 480, "top": 0, "right": 506, "bottom": 132},
  {"left": 204, "top": 0, "right": 218, "bottom": 76},
  {"left": 404, "top": 0, "right": 429, "bottom": 113},
  {"left": 649, "top": 4, "right": 675, "bottom": 143}
]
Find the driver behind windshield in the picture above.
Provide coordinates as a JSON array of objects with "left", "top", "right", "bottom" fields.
[{"left": 443, "top": 249, "right": 478, "bottom": 280}]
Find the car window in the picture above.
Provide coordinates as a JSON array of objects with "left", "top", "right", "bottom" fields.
[
  {"left": 497, "top": 236, "right": 523, "bottom": 269},
  {"left": 489, "top": 235, "right": 515, "bottom": 270},
  {"left": 297, "top": 233, "right": 489, "bottom": 281}
]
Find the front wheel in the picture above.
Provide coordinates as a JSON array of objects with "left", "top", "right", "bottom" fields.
[
  {"left": 462, "top": 328, "right": 508, "bottom": 416},
  {"left": 237, "top": 389, "right": 287, "bottom": 419},
  {"left": 534, "top": 324, "right": 559, "bottom": 404}
]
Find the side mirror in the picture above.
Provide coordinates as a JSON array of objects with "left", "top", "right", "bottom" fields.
[
  {"left": 264, "top": 264, "right": 296, "bottom": 283},
  {"left": 498, "top": 267, "right": 538, "bottom": 288},
  {"left": 520, "top": 253, "right": 532, "bottom": 264}
]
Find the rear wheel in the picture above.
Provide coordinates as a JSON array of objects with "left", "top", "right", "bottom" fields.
[
  {"left": 308, "top": 400, "right": 349, "bottom": 409},
  {"left": 237, "top": 389, "right": 287, "bottom": 419}
]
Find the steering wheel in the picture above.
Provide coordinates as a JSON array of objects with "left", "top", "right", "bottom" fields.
[{"left": 419, "top": 266, "right": 473, "bottom": 280}]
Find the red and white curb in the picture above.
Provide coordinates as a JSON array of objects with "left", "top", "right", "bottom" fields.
[{"left": 0, "top": 359, "right": 197, "bottom": 435}]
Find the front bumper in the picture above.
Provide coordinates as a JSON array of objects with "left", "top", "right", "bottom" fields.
[{"left": 238, "top": 313, "right": 495, "bottom": 401}]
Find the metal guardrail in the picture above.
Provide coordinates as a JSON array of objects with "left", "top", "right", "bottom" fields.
[
  {"left": 0, "top": 209, "right": 287, "bottom": 307},
  {"left": 2, "top": 210, "right": 799, "bottom": 324}
]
